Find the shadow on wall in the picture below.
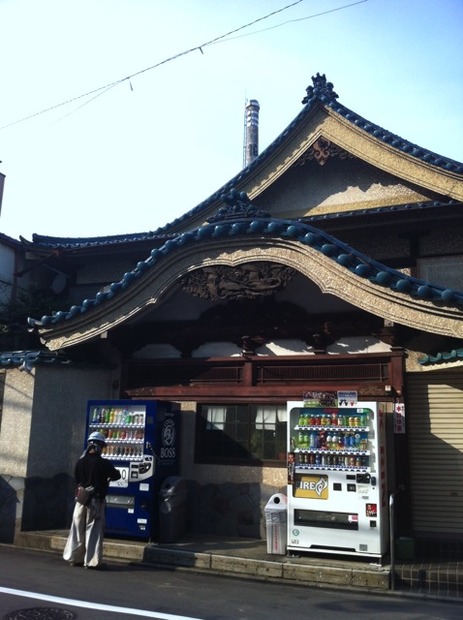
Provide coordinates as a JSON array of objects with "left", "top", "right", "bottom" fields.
[
  {"left": 186, "top": 480, "right": 285, "bottom": 539},
  {"left": 21, "top": 473, "right": 74, "bottom": 532},
  {"left": 0, "top": 476, "right": 19, "bottom": 543}
]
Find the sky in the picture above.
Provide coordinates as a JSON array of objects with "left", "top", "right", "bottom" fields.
[{"left": 0, "top": 0, "right": 462, "bottom": 242}]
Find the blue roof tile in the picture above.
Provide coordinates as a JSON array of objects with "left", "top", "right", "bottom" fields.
[{"left": 419, "top": 348, "right": 463, "bottom": 366}]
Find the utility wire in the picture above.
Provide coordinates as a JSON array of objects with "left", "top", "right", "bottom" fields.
[
  {"left": 0, "top": 0, "right": 303, "bottom": 130},
  {"left": 0, "top": 0, "right": 366, "bottom": 131},
  {"left": 210, "top": 0, "right": 368, "bottom": 43}
]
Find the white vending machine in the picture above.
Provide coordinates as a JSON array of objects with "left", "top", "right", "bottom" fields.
[{"left": 287, "top": 400, "right": 388, "bottom": 558}]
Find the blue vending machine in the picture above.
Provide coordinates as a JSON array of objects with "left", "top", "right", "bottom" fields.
[{"left": 86, "top": 399, "right": 179, "bottom": 540}]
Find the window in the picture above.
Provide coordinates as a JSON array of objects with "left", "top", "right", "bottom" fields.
[
  {"left": 418, "top": 256, "right": 463, "bottom": 292},
  {"left": 196, "top": 403, "right": 287, "bottom": 464}
]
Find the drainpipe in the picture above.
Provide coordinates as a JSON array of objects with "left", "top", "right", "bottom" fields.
[{"left": 389, "top": 485, "right": 405, "bottom": 590}]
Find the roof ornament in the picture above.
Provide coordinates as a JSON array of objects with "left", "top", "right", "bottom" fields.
[
  {"left": 181, "top": 262, "right": 295, "bottom": 301},
  {"left": 208, "top": 188, "right": 270, "bottom": 223},
  {"left": 302, "top": 73, "right": 339, "bottom": 104}
]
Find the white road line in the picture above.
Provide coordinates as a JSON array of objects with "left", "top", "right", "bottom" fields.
[{"left": 0, "top": 586, "right": 203, "bottom": 620}]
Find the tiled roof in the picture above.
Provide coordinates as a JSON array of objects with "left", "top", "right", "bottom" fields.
[
  {"left": 151, "top": 73, "right": 463, "bottom": 235},
  {"left": 22, "top": 198, "right": 462, "bottom": 251},
  {"left": 27, "top": 190, "right": 463, "bottom": 330},
  {"left": 300, "top": 199, "right": 461, "bottom": 222},
  {"left": 0, "top": 350, "right": 71, "bottom": 369},
  {"left": 303, "top": 74, "right": 463, "bottom": 173},
  {"left": 22, "top": 231, "right": 176, "bottom": 250},
  {"left": 0, "top": 349, "right": 113, "bottom": 369},
  {"left": 419, "top": 349, "right": 463, "bottom": 366},
  {"left": 22, "top": 74, "right": 463, "bottom": 251},
  {"left": 0, "top": 232, "right": 22, "bottom": 248}
]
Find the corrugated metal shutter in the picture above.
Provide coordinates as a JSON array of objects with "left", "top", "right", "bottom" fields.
[{"left": 406, "top": 371, "right": 463, "bottom": 536}]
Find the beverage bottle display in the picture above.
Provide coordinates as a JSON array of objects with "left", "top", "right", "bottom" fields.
[
  {"left": 88, "top": 405, "right": 146, "bottom": 462},
  {"left": 290, "top": 406, "right": 372, "bottom": 470}
]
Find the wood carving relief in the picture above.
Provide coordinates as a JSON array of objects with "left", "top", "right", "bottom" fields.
[{"left": 180, "top": 262, "right": 296, "bottom": 301}]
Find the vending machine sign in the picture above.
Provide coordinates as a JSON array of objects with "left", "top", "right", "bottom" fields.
[
  {"left": 302, "top": 391, "right": 337, "bottom": 407},
  {"left": 294, "top": 474, "right": 329, "bottom": 500}
]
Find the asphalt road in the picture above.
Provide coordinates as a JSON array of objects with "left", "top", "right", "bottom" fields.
[{"left": 0, "top": 545, "right": 461, "bottom": 620}]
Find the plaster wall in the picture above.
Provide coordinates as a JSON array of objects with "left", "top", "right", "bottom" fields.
[
  {"left": 258, "top": 157, "right": 437, "bottom": 219},
  {"left": 0, "top": 364, "right": 116, "bottom": 537},
  {"left": 0, "top": 369, "right": 34, "bottom": 476},
  {"left": 28, "top": 365, "right": 116, "bottom": 478}
]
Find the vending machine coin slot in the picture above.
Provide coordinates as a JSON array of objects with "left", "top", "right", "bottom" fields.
[{"left": 356, "top": 473, "right": 371, "bottom": 483}]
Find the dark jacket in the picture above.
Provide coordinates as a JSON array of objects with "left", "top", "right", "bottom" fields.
[{"left": 75, "top": 449, "right": 121, "bottom": 499}]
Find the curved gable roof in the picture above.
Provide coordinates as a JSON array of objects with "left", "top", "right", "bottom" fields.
[
  {"left": 154, "top": 73, "right": 463, "bottom": 233},
  {"left": 28, "top": 191, "right": 463, "bottom": 350},
  {"left": 22, "top": 74, "right": 463, "bottom": 251}
]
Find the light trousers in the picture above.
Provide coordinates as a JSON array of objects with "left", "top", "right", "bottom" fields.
[{"left": 63, "top": 499, "right": 105, "bottom": 567}]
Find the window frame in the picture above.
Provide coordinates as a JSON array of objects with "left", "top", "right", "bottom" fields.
[{"left": 195, "top": 402, "right": 287, "bottom": 467}]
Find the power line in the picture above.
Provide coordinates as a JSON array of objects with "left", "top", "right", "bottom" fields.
[
  {"left": 0, "top": 0, "right": 366, "bottom": 131},
  {"left": 210, "top": 0, "right": 368, "bottom": 42}
]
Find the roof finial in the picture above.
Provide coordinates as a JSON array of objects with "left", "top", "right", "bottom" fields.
[{"left": 302, "top": 73, "right": 338, "bottom": 104}]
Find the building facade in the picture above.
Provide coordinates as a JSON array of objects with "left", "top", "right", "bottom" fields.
[{"left": 1, "top": 74, "right": 463, "bottom": 552}]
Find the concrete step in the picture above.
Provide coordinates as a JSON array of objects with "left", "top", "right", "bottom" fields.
[{"left": 14, "top": 530, "right": 390, "bottom": 592}]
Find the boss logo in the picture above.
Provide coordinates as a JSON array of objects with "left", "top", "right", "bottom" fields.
[
  {"left": 162, "top": 419, "right": 176, "bottom": 447},
  {"left": 160, "top": 447, "right": 176, "bottom": 459}
]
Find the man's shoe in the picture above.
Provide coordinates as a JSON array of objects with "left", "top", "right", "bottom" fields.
[{"left": 69, "top": 561, "right": 84, "bottom": 567}]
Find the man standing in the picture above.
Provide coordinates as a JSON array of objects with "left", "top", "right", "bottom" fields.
[{"left": 63, "top": 431, "right": 121, "bottom": 569}]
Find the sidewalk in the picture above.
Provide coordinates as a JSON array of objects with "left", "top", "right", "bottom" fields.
[{"left": 13, "top": 530, "right": 463, "bottom": 600}]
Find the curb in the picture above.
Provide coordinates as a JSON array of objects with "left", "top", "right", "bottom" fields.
[{"left": 14, "top": 530, "right": 390, "bottom": 592}]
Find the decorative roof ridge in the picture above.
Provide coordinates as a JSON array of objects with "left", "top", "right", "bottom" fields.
[
  {"left": 301, "top": 74, "right": 463, "bottom": 173},
  {"left": 27, "top": 190, "right": 463, "bottom": 331},
  {"left": 419, "top": 348, "right": 463, "bottom": 366}
]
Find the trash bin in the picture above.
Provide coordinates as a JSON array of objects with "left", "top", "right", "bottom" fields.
[
  {"left": 264, "top": 493, "right": 287, "bottom": 555},
  {"left": 159, "top": 476, "right": 188, "bottom": 543}
]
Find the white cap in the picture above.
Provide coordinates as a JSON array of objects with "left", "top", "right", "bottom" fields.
[{"left": 87, "top": 431, "right": 106, "bottom": 445}]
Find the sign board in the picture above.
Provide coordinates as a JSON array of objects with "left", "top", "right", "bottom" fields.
[
  {"left": 337, "top": 390, "right": 358, "bottom": 406},
  {"left": 394, "top": 403, "right": 406, "bottom": 434}
]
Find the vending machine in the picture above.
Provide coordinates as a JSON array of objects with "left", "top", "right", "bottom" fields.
[
  {"left": 86, "top": 399, "right": 179, "bottom": 540},
  {"left": 287, "top": 400, "right": 388, "bottom": 558}
]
